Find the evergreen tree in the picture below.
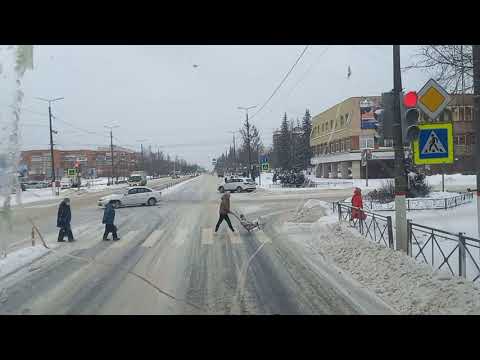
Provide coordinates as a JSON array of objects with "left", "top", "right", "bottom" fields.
[
  {"left": 300, "top": 109, "right": 313, "bottom": 170},
  {"left": 278, "top": 113, "right": 291, "bottom": 170}
]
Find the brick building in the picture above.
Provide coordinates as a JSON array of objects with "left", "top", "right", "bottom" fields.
[{"left": 20, "top": 146, "right": 139, "bottom": 180}]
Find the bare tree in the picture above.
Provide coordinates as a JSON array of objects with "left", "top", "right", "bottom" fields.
[{"left": 404, "top": 45, "right": 473, "bottom": 93}]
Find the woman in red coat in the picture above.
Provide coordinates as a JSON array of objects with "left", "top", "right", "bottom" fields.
[{"left": 351, "top": 187, "right": 366, "bottom": 220}]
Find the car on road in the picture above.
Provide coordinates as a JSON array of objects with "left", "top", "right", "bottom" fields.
[
  {"left": 218, "top": 177, "right": 256, "bottom": 193},
  {"left": 98, "top": 186, "right": 161, "bottom": 208}
]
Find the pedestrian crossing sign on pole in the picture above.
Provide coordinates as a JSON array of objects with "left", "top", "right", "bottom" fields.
[
  {"left": 261, "top": 163, "right": 269, "bottom": 171},
  {"left": 413, "top": 123, "right": 454, "bottom": 165}
]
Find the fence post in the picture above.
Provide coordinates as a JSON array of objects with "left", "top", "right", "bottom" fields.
[
  {"left": 387, "top": 216, "right": 394, "bottom": 249},
  {"left": 455, "top": 197, "right": 457, "bottom": 207},
  {"left": 406, "top": 220, "right": 412, "bottom": 256},
  {"left": 337, "top": 203, "right": 342, "bottom": 222},
  {"left": 458, "top": 232, "right": 467, "bottom": 278},
  {"left": 31, "top": 226, "right": 35, "bottom": 247},
  {"left": 444, "top": 198, "right": 447, "bottom": 209}
]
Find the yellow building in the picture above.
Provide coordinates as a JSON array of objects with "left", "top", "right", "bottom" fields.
[
  {"left": 310, "top": 96, "right": 395, "bottom": 179},
  {"left": 310, "top": 94, "right": 476, "bottom": 179}
]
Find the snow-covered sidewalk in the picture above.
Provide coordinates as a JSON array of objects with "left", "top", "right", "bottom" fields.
[{"left": 289, "top": 201, "right": 480, "bottom": 314}]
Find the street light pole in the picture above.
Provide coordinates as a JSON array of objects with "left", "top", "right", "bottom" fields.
[
  {"left": 105, "top": 125, "right": 119, "bottom": 185},
  {"left": 228, "top": 130, "right": 238, "bottom": 174},
  {"left": 35, "top": 97, "right": 64, "bottom": 195},
  {"left": 238, "top": 105, "right": 257, "bottom": 179}
]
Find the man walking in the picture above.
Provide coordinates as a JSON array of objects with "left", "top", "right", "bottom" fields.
[
  {"left": 102, "top": 200, "right": 120, "bottom": 241},
  {"left": 57, "top": 198, "right": 74, "bottom": 242},
  {"left": 215, "top": 192, "right": 235, "bottom": 233}
]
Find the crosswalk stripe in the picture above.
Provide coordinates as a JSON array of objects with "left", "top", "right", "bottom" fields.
[
  {"left": 201, "top": 228, "right": 214, "bottom": 245},
  {"left": 229, "top": 231, "right": 242, "bottom": 244},
  {"left": 142, "top": 229, "right": 164, "bottom": 248},
  {"left": 110, "top": 230, "right": 140, "bottom": 248},
  {"left": 255, "top": 230, "right": 271, "bottom": 244}
]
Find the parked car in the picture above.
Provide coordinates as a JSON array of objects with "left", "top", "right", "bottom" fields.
[
  {"left": 60, "top": 177, "right": 72, "bottom": 189},
  {"left": 218, "top": 177, "right": 256, "bottom": 193},
  {"left": 25, "top": 181, "right": 49, "bottom": 189},
  {"left": 98, "top": 186, "right": 161, "bottom": 208}
]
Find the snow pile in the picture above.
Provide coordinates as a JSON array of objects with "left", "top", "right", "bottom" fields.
[
  {"left": 0, "top": 245, "right": 50, "bottom": 280},
  {"left": 306, "top": 218, "right": 480, "bottom": 314},
  {"left": 290, "top": 199, "right": 329, "bottom": 223}
]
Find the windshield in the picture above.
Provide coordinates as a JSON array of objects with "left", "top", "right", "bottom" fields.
[{"left": 2, "top": 44, "right": 476, "bottom": 316}]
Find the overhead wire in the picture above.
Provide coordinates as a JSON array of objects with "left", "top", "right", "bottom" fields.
[{"left": 249, "top": 45, "right": 310, "bottom": 121}]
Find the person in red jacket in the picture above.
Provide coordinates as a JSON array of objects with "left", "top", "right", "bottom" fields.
[{"left": 351, "top": 187, "right": 366, "bottom": 220}]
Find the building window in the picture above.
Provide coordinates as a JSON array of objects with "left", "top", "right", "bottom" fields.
[
  {"left": 340, "top": 116, "right": 344, "bottom": 127},
  {"left": 383, "top": 138, "right": 394, "bottom": 147},
  {"left": 341, "top": 140, "right": 345, "bottom": 152},
  {"left": 345, "top": 113, "right": 350, "bottom": 124},
  {"left": 346, "top": 139, "right": 351, "bottom": 151},
  {"left": 455, "top": 135, "right": 466, "bottom": 145},
  {"left": 360, "top": 136, "right": 374, "bottom": 149},
  {"left": 466, "top": 107, "right": 472, "bottom": 121},
  {"left": 472, "top": 134, "right": 476, "bottom": 144},
  {"left": 321, "top": 123, "right": 324, "bottom": 132},
  {"left": 330, "top": 120, "right": 333, "bottom": 129}
]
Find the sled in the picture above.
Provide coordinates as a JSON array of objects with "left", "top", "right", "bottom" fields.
[{"left": 230, "top": 212, "right": 265, "bottom": 232}]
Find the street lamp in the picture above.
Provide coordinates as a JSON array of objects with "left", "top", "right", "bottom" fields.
[
  {"left": 238, "top": 105, "right": 257, "bottom": 179},
  {"left": 35, "top": 97, "right": 64, "bottom": 195},
  {"left": 136, "top": 139, "right": 148, "bottom": 172},
  {"left": 105, "top": 125, "right": 119, "bottom": 185}
]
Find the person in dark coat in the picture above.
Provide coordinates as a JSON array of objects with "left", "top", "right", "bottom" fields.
[
  {"left": 215, "top": 192, "right": 234, "bottom": 233},
  {"left": 102, "top": 200, "right": 120, "bottom": 241},
  {"left": 57, "top": 198, "right": 74, "bottom": 242}
]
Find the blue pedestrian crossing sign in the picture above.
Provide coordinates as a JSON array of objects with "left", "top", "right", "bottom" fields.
[{"left": 413, "top": 123, "right": 454, "bottom": 165}]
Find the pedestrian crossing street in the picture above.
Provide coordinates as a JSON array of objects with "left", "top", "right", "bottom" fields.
[{"left": 200, "top": 228, "right": 272, "bottom": 246}]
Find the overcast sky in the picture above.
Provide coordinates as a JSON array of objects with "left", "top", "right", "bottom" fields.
[{"left": 4, "top": 45, "right": 433, "bottom": 169}]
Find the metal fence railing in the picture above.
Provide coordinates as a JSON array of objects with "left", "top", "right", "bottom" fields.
[
  {"left": 333, "top": 200, "right": 480, "bottom": 283},
  {"left": 408, "top": 221, "right": 480, "bottom": 283},
  {"left": 334, "top": 202, "right": 394, "bottom": 249},
  {"left": 343, "top": 192, "right": 473, "bottom": 212}
]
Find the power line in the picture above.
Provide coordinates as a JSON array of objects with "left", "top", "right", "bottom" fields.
[{"left": 249, "top": 45, "right": 310, "bottom": 121}]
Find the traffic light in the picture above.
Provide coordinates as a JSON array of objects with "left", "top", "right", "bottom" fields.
[
  {"left": 401, "top": 91, "right": 421, "bottom": 144},
  {"left": 375, "top": 92, "right": 395, "bottom": 144}
]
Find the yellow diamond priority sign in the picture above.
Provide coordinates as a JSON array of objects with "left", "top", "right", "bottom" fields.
[{"left": 417, "top": 78, "right": 451, "bottom": 120}]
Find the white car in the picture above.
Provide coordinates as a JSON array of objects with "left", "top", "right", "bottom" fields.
[
  {"left": 98, "top": 187, "right": 161, "bottom": 208},
  {"left": 218, "top": 177, "right": 256, "bottom": 193}
]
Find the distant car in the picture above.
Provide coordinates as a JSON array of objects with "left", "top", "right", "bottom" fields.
[
  {"left": 25, "top": 181, "right": 49, "bottom": 189},
  {"left": 98, "top": 186, "right": 161, "bottom": 208},
  {"left": 60, "top": 178, "right": 72, "bottom": 189},
  {"left": 218, "top": 177, "right": 256, "bottom": 193}
]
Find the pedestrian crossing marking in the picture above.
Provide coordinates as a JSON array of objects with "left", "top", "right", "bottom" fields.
[
  {"left": 254, "top": 230, "right": 271, "bottom": 244},
  {"left": 110, "top": 230, "right": 140, "bottom": 248},
  {"left": 420, "top": 130, "right": 447, "bottom": 154},
  {"left": 201, "top": 228, "right": 214, "bottom": 245},
  {"left": 142, "top": 229, "right": 165, "bottom": 248},
  {"left": 229, "top": 231, "right": 242, "bottom": 244}
]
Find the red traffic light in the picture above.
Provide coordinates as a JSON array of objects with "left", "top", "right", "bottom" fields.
[{"left": 403, "top": 91, "right": 418, "bottom": 108}]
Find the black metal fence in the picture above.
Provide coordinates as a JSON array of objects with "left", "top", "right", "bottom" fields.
[
  {"left": 334, "top": 202, "right": 394, "bottom": 249},
  {"left": 343, "top": 192, "right": 473, "bottom": 212},
  {"left": 334, "top": 201, "right": 480, "bottom": 283},
  {"left": 408, "top": 221, "right": 480, "bottom": 283}
]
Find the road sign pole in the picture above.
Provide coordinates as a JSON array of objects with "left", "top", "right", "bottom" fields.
[
  {"left": 366, "top": 155, "right": 368, "bottom": 187},
  {"left": 393, "top": 45, "right": 408, "bottom": 253}
]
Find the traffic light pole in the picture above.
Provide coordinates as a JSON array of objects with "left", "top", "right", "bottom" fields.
[
  {"left": 472, "top": 45, "right": 480, "bottom": 251},
  {"left": 392, "top": 45, "right": 409, "bottom": 253}
]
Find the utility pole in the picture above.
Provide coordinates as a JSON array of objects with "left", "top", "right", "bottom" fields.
[
  {"left": 472, "top": 45, "right": 480, "bottom": 245},
  {"left": 392, "top": 45, "right": 408, "bottom": 253},
  {"left": 228, "top": 131, "right": 237, "bottom": 174},
  {"left": 35, "top": 97, "right": 64, "bottom": 196},
  {"left": 105, "top": 125, "right": 119, "bottom": 185},
  {"left": 238, "top": 105, "right": 257, "bottom": 179}
]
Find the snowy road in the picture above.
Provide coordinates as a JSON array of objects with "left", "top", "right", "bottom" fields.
[{"left": 0, "top": 175, "right": 393, "bottom": 314}]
